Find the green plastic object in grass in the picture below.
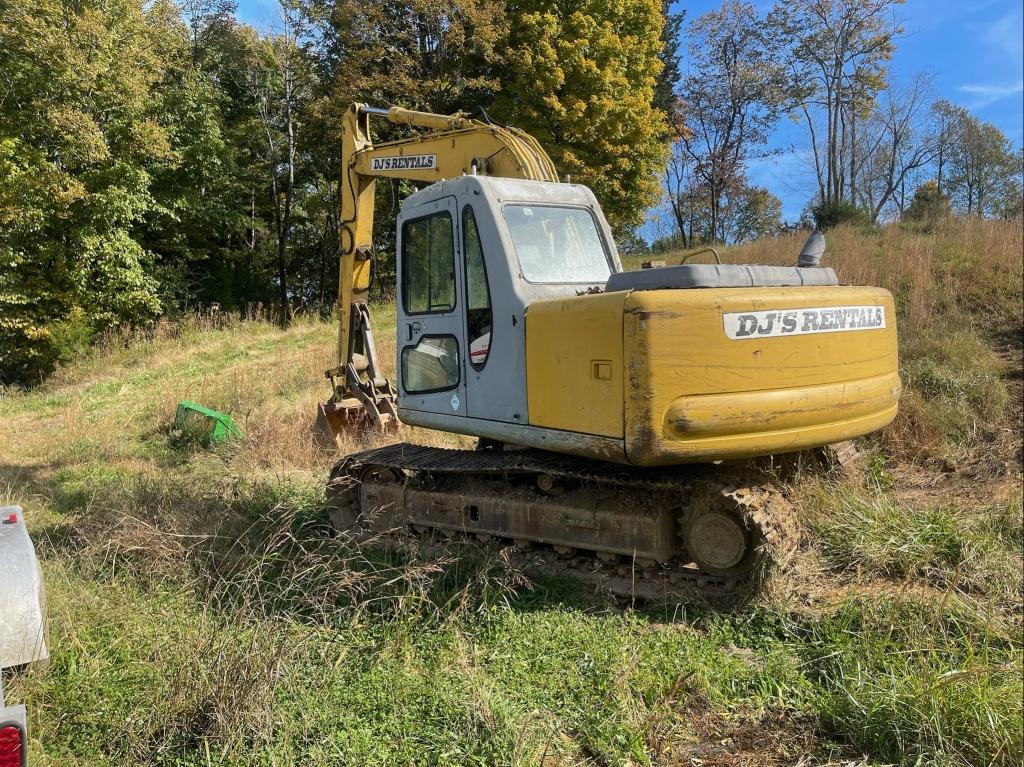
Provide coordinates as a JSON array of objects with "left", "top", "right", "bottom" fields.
[{"left": 173, "top": 400, "right": 242, "bottom": 443}]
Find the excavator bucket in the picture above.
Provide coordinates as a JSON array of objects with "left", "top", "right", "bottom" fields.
[
  {"left": 315, "top": 369, "right": 400, "bottom": 449},
  {"left": 315, "top": 400, "right": 346, "bottom": 449},
  {"left": 314, "top": 398, "right": 382, "bottom": 448}
]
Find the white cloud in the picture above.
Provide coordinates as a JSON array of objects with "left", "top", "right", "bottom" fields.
[
  {"left": 957, "top": 80, "right": 1024, "bottom": 108},
  {"left": 984, "top": 7, "right": 1024, "bottom": 64}
]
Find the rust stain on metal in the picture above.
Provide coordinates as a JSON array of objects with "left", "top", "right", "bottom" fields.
[{"left": 628, "top": 309, "right": 688, "bottom": 322}]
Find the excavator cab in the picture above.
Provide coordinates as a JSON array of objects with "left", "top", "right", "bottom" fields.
[{"left": 395, "top": 176, "right": 618, "bottom": 433}]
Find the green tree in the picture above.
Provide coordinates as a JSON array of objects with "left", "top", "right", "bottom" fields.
[
  {"left": 670, "top": 178, "right": 782, "bottom": 244},
  {"left": 0, "top": 0, "right": 173, "bottom": 382},
  {"left": 810, "top": 198, "right": 869, "bottom": 229},
  {"left": 494, "top": 0, "right": 670, "bottom": 232},
  {"left": 144, "top": 2, "right": 324, "bottom": 318},
  {"left": 929, "top": 100, "right": 967, "bottom": 198},
  {"left": 313, "top": 0, "right": 507, "bottom": 114},
  {"left": 243, "top": 4, "right": 316, "bottom": 325},
  {"left": 946, "top": 115, "right": 1016, "bottom": 217},
  {"left": 136, "top": 1, "right": 265, "bottom": 311},
  {"left": 903, "top": 180, "right": 951, "bottom": 223},
  {"left": 992, "top": 148, "right": 1023, "bottom": 221},
  {"left": 720, "top": 184, "right": 784, "bottom": 243},
  {"left": 301, "top": 0, "right": 508, "bottom": 297},
  {"left": 653, "top": 1, "right": 685, "bottom": 126}
]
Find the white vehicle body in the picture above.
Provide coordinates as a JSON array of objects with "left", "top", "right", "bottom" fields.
[{"left": 1, "top": 505, "right": 48, "bottom": 765}]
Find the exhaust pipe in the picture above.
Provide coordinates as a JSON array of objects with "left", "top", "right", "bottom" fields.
[{"left": 798, "top": 229, "right": 826, "bottom": 268}]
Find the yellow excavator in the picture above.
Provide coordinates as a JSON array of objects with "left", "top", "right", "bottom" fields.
[{"left": 317, "top": 103, "right": 901, "bottom": 597}]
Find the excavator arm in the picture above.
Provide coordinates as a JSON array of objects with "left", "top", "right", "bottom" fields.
[{"left": 317, "top": 103, "right": 559, "bottom": 443}]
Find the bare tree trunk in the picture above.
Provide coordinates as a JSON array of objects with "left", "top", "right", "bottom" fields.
[
  {"left": 277, "top": 79, "right": 295, "bottom": 327},
  {"left": 838, "top": 102, "right": 848, "bottom": 202},
  {"left": 664, "top": 169, "right": 688, "bottom": 246},
  {"left": 828, "top": 76, "right": 840, "bottom": 204},
  {"left": 672, "top": 197, "right": 689, "bottom": 247},
  {"left": 849, "top": 102, "right": 857, "bottom": 202},
  {"left": 709, "top": 180, "right": 719, "bottom": 244},
  {"left": 804, "top": 106, "right": 826, "bottom": 202},
  {"left": 270, "top": 175, "right": 288, "bottom": 327}
]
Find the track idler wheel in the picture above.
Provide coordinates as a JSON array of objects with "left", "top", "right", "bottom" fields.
[
  {"left": 682, "top": 489, "right": 760, "bottom": 577},
  {"left": 327, "top": 462, "right": 403, "bottom": 533}
]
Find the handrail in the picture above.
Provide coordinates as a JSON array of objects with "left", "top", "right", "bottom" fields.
[{"left": 679, "top": 247, "right": 722, "bottom": 265}]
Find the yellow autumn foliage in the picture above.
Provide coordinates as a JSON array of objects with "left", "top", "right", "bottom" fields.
[{"left": 496, "top": 0, "right": 669, "bottom": 233}]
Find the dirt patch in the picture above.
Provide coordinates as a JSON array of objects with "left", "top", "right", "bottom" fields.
[
  {"left": 788, "top": 568, "right": 960, "bottom": 615},
  {"left": 650, "top": 695, "right": 819, "bottom": 766}
]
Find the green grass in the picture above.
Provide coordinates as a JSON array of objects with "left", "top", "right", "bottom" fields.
[
  {"left": 15, "top": 533, "right": 1020, "bottom": 765},
  {"left": 1, "top": 222, "right": 1021, "bottom": 766},
  {"left": 802, "top": 598, "right": 1022, "bottom": 766},
  {"left": 805, "top": 486, "right": 1023, "bottom": 608}
]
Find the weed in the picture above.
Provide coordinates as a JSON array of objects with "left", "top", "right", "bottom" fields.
[{"left": 864, "top": 454, "right": 894, "bottom": 490}]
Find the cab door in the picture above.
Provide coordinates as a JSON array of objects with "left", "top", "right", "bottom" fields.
[{"left": 396, "top": 196, "right": 467, "bottom": 418}]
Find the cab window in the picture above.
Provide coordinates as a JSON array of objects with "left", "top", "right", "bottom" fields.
[
  {"left": 402, "top": 335, "right": 460, "bottom": 393},
  {"left": 403, "top": 212, "right": 455, "bottom": 314},
  {"left": 462, "top": 205, "right": 492, "bottom": 370},
  {"left": 503, "top": 204, "right": 610, "bottom": 283}
]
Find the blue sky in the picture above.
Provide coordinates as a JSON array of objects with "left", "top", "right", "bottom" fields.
[
  {"left": 734, "top": 0, "right": 1024, "bottom": 222},
  {"left": 235, "top": 0, "right": 1024, "bottom": 224}
]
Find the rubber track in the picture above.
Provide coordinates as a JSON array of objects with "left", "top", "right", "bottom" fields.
[
  {"left": 329, "top": 443, "right": 714, "bottom": 489},
  {"left": 328, "top": 443, "right": 800, "bottom": 602}
]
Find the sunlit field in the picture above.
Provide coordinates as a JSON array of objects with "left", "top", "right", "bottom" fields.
[{"left": 2, "top": 218, "right": 1021, "bottom": 766}]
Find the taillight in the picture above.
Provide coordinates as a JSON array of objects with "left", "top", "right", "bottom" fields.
[{"left": 0, "top": 722, "right": 25, "bottom": 767}]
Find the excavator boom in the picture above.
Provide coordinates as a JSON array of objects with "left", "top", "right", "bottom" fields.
[{"left": 317, "top": 103, "right": 559, "bottom": 443}]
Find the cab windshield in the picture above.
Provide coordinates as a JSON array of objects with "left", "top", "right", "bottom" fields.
[{"left": 503, "top": 205, "right": 611, "bottom": 283}]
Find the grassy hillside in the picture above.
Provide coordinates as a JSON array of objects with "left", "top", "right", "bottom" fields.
[{"left": 2, "top": 218, "right": 1021, "bottom": 766}]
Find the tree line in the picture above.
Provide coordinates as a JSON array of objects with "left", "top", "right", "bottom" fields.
[
  {"left": 655, "top": 0, "right": 1023, "bottom": 250},
  {"left": 0, "top": 0, "right": 673, "bottom": 383},
  {"left": 1, "top": 0, "right": 1021, "bottom": 385}
]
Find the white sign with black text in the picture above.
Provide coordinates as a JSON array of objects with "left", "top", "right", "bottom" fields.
[
  {"left": 370, "top": 154, "right": 438, "bottom": 172},
  {"left": 723, "top": 305, "right": 886, "bottom": 339}
]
